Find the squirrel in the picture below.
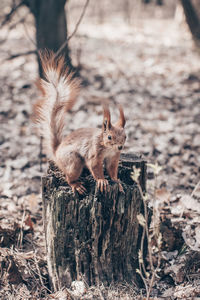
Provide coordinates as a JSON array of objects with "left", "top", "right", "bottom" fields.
[{"left": 34, "top": 51, "right": 126, "bottom": 194}]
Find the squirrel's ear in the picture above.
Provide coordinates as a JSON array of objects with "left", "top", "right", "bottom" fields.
[
  {"left": 103, "top": 105, "right": 111, "bottom": 131},
  {"left": 116, "top": 105, "right": 126, "bottom": 128}
]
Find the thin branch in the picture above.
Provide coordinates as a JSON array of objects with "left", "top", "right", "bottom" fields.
[
  {"left": 7, "top": 50, "right": 36, "bottom": 60},
  {"left": 15, "top": 3, "right": 37, "bottom": 48},
  {"left": 67, "top": 0, "right": 90, "bottom": 42},
  {"left": 0, "top": 15, "right": 27, "bottom": 46},
  {"left": 0, "top": 0, "right": 26, "bottom": 28},
  {"left": 55, "top": 0, "right": 90, "bottom": 58},
  {"left": 9, "top": 15, "right": 26, "bottom": 30}
]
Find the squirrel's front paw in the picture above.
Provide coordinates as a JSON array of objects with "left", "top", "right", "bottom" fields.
[{"left": 97, "top": 179, "right": 109, "bottom": 193}]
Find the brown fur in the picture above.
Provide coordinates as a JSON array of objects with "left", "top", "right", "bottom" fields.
[{"left": 34, "top": 51, "right": 126, "bottom": 194}]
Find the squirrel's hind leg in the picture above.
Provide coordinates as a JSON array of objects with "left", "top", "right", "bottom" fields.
[{"left": 62, "top": 152, "right": 86, "bottom": 194}]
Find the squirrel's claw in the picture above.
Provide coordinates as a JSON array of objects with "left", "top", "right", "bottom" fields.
[
  {"left": 71, "top": 182, "right": 87, "bottom": 195},
  {"left": 77, "top": 185, "right": 87, "bottom": 195},
  {"left": 118, "top": 182, "right": 124, "bottom": 193},
  {"left": 111, "top": 178, "right": 124, "bottom": 193},
  {"left": 97, "top": 179, "right": 109, "bottom": 193}
]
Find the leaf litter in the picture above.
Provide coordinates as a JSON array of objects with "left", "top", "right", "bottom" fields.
[{"left": 0, "top": 1, "right": 200, "bottom": 299}]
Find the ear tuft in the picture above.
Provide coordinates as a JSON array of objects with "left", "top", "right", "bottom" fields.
[
  {"left": 102, "top": 105, "right": 111, "bottom": 131},
  {"left": 116, "top": 105, "right": 126, "bottom": 128},
  {"left": 103, "top": 119, "right": 107, "bottom": 131}
]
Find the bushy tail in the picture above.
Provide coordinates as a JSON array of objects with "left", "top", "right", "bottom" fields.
[{"left": 34, "top": 50, "right": 80, "bottom": 160}]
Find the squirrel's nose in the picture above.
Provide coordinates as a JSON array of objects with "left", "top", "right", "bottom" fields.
[{"left": 118, "top": 145, "right": 123, "bottom": 150}]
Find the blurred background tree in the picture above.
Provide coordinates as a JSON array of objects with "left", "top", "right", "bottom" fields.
[
  {"left": 180, "top": 0, "right": 200, "bottom": 46},
  {"left": 24, "top": 0, "right": 72, "bottom": 74}
]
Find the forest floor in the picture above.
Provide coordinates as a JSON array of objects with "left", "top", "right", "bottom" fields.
[{"left": 0, "top": 4, "right": 200, "bottom": 299}]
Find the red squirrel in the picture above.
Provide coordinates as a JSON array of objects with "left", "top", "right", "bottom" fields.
[{"left": 34, "top": 51, "right": 126, "bottom": 194}]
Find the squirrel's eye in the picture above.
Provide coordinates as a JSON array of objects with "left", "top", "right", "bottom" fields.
[{"left": 108, "top": 135, "right": 112, "bottom": 140}]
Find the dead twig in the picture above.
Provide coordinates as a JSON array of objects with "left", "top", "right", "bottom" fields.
[
  {"left": 191, "top": 180, "right": 200, "bottom": 197},
  {"left": 34, "top": 251, "right": 44, "bottom": 287},
  {"left": 55, "top": 0, "right": 90, "bottom": 58},
  {"left": 17, "top": 209, "right": 26, "bottom": 249}
]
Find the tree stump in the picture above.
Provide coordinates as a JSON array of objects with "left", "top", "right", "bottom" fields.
[{"left": 42, "top": 153, "right": 146, "bottom": 291}]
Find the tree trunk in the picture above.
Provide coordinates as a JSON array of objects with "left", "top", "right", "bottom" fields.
[
  {"left": 180, "top": 0, "right": 200, "bottom": 44},
  {"left": 42, "top": 153, "right": 146, "bottom": 291},
  {"left": 25, "top": 0, "right": 72, "bottom": 75}
]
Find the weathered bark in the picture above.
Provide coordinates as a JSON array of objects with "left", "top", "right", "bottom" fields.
[
  {"left": 42, "top": 153, "right": 146, "bottom": 291},
  {"left": 25, "top": 0, "right": 72, "bottom": 75}
]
